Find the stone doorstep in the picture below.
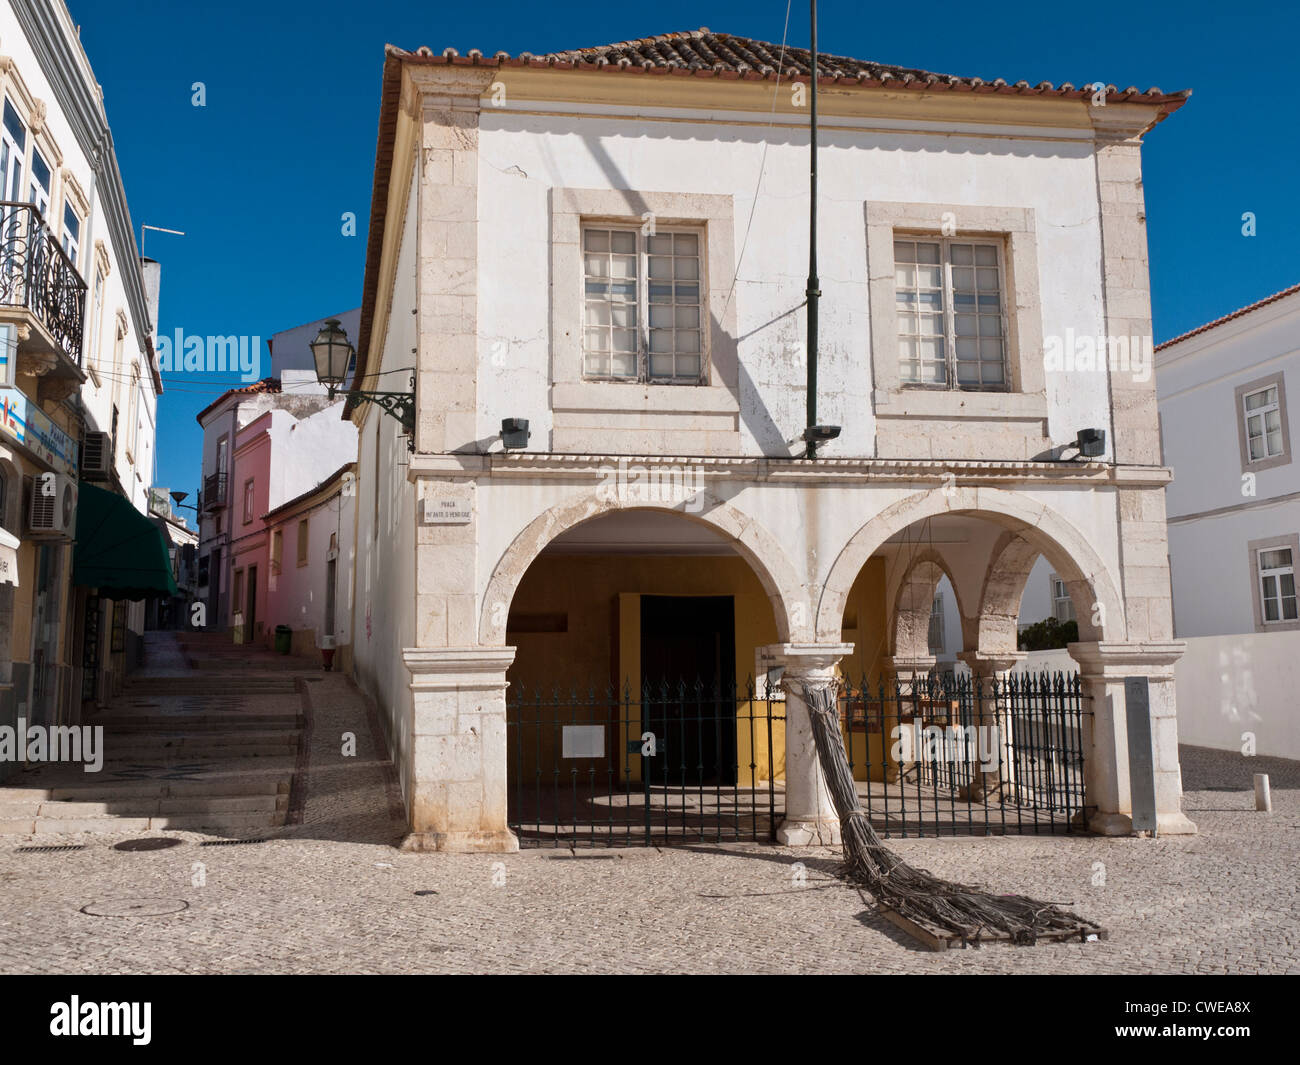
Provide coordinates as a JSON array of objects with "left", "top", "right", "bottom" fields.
[
  {"left": 0, "top": 775, "right": 293, "bottom": 803},
  {"left": 12, "top": 811, "right": 287, "bottom": 835}
]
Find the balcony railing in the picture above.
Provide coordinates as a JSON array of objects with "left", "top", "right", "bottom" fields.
[
  {"left": 0, "top": 201, "right": 87, "bottom": 365},
  {"left": 203, "top": 472, "right": 228, "bottom": 511}
]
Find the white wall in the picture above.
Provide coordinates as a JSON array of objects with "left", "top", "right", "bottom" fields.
[
  {"left": 1173, "top": 632, "right": 1300, "bottom": 760},
  {"left": 475, "top": 109, "right": 1111, "bottom": 457},
  {"left": 351, "top": 173, "right": 419, "bottom": 806}
]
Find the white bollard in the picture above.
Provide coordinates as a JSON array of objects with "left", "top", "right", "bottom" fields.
[{"left": 1254, "top": 773, "right": 1272, "bottom": 813}]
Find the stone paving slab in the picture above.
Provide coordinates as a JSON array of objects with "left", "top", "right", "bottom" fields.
[{"left": 0, "top": 640, "right": 1294, "bottom": 973}]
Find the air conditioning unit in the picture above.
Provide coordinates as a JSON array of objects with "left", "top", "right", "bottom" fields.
[
  {"left": 81, "top": 431, "right": 112, "bottom": 480},
  {"left": 28, "top": 474, "right": 78, "bottom": 537}
]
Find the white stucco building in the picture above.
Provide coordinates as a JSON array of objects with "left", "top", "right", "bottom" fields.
[
  {"left": 1156, "top": 283, "right": 1300, "bottom": 758},
  {"left": 0, "top": 0, "right": 163, "bottom": 745},
  {"left": 348, "top": 30, "right": 1196, "bottom": 851}
]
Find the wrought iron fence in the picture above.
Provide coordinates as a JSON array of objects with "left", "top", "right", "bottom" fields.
[
  {"left": 0, "top": 201, "right": 86, "bottom": 363},
  {"left": 838, "top": 670, "right": 1091, "bottom": 837},
  {"left": 507, "top": 678, "right": 784, "bottom": 847}
]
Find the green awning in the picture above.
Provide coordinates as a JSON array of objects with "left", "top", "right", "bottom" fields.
[{"left": 73, "top": 481, "right": 179, "bottom": 600}]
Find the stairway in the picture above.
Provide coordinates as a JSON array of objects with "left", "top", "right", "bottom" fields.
[{"left": 0, "top": 631, "right": 312, "bottom": 837}]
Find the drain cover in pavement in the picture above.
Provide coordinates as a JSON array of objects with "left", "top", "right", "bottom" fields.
[
  {"left": 114, "top": 837, "right": 184, "bottom": 852},
  {"left": 15, "top": 845, "right": 86, "bottom": 853},
  {"left": 81, "top": 898, "right": 189, "bottom": 917}
]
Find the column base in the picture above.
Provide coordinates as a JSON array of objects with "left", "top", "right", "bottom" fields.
[
  {"left": 1157, "top": 811, "right": 1198, "bottom": 835},
  {"left": 1087, "top": 811, "right": 1133, "bottom": 836},
  {"left": 399, "top": 829, "right": 520, "bottom": 853},
  {"left": 777, "top": 817, "right": 842, "bottom": 846}
]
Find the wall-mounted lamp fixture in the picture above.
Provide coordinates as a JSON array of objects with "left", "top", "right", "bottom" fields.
[
  {"left": 310, "top": 318, "right": 416, "bottom": 452},
  {"left": 801, "top": 424, "right": 841, "bottom": 448}
]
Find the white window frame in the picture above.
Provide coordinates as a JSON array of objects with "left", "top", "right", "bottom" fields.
[
  {"left": 1050, "top": 573, "right": 1077, "bottom": 623},
  {"left": 126, "top": 363, "right": 140, "bottom": 463},
  {"left": 1256, "top": 546, "right": 1298, "bottom": 626},
  {"left": 1243, "top": 385, "right": 1282, "bottom": 462},
  {"left": 61, "top": 201, "right": 80, "bottom": 266},
  {"left": 580, "top": 222, "right": 706, "bottom": 386},
  {"left": 28, "top": 145, "right": 50, "bottom": 217},
  {"left": 1, "top": 99, "right": 26, "bottom": 204},
  {"left": 894, "top": 234, "right": 1010, "bottom": 392}
]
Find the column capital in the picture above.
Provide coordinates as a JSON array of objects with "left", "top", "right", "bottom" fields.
[
  {"left": 956, "top": 650, "right": 1026, "bottom": 676},
  {"left": 402, "top": 645, "right": 517, "bottom": 691},
  {"left": 1067, "top": 640, "right": 1184, "bottom": 679},
  {"left": 769, "top": 643, "right": 853, "bottom": 678}
]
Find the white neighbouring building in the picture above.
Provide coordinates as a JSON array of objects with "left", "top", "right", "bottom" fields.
[
  {"left": 1156, "top": 283, "right": 1300, "bottom": 759},
  {"left": 0, "top": 0, "right": 164, "bottom": 752},
  {"left": 348, "top": 30, "right": 1197, "bottom": 851}
]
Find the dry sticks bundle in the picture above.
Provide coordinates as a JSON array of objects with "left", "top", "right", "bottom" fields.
[{"left": 802, "top": 683, "right": 1101, "bottom": 946}]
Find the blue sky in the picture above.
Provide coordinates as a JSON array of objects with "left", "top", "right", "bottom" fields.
[{"left": 69, "top": 0, "right": 1299, "bottom": 498}]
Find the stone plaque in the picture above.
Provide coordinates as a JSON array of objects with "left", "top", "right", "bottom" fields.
[
  {"left": 1124, "top": 676, "right": 1158, "bottom": 834},
  {"left": 421, "top": 493, "right": 471, "bottom": 525}
]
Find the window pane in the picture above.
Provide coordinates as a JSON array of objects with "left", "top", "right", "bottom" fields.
[
  {"left": 915, "top": 242, "right": 940, "bottom": 264},
  {"left": 1261, "top": 549, "right": 1292, "bottom": 570},
  {"left": 974, "top": 245, "right": 997, "bottom": 266},
  {"left": 610, "top": 231, "right": 635, "bottom": 253},
  {"left": 674, "top": 256, "right": 699, "bottom": 280},
  {"left": 611, "top": 352, "right": 637, "bottom": 377},
  {"left": 955, "top": 314, "right": 977, "bottom": 337},
  {"left": 583, "top": 229, "right": 608, "bottom": 252},
  {"left": 677, "top": 330, "right": 700, "bottom": 353},
  {"left": 674, "top": 233, "right": 698, "bottom": 255},
  {"left": 647, "top": 234, "right": 672, "bottom": 254},
  {"left": 1267, "top": 430, "right": 1283, "bottom": 456},
  {"left": 977, "top": 267, "right": 999, "bottom": 291},
  {"left": 674, "top": 283, "right": 698, "bottom": 303},
  {"left": 675, "top": 305, "right": 699, "bottom": 329},
  {"left": 894, "top": 241, "right": 916, "bottom": 263},
  {"left": 950, "top": 243, "right": 973, "bottom": 266},
  {"left": 676, "top": 352, "right": 701, "bottom": 377},
  {"left": 649, "top": 330, "right": 673, "bottom": 353},
  {"left": 648, "top": 256, "right": 673, "bottom": 279},
  {"left": 1245, "top": 387, "right": 1276, "bottom": 412}
]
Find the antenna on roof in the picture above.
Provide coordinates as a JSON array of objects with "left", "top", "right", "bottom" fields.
[{"left": 140, "top": 224, "right": 185, "bottom": 257}]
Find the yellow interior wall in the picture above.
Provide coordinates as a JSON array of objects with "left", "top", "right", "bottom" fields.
[
  {"left": 835, "top": 557, "right": 895, "bottom": 782},
  {"left": 507, "top": 554, "right": 784, "bottom": 784}
]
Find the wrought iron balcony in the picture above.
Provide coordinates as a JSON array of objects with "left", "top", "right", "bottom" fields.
[
  {"left": 0, "top": 201, "right": 87, "bottom": 365},
  {"left": 203, "top": 472, "right": 228, "bottom": 511}
]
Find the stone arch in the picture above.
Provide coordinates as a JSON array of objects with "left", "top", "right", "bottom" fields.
[
  {"left": 978, "top": 531, "right": 1046, "bottom": 654},
  {"left": 816, "top": 485, "right": 1124, "bottom": 645},
  {"left": 479, "top": 491, "right": 808, "bottom": 645},
  {"left": 890, "top": 548, "right": 966, "bottom": 659}
]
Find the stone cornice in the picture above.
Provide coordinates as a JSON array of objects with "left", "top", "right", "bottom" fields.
[
  {"left": 1068, "top": 640, "right": 1186, "bottom": 677},
  {"left": 409, "top": 452, "right": 1173, "bottom": 488},
  {"left": 403, "top": 646, "right": 518, "bottom": 690}
]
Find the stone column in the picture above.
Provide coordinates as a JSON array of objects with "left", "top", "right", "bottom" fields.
[
  {"left": 401, "top": 646, "right": 518, "bottom": 852},
  {"left": 955, "top": 650, "right": 1025, "bottom": 801},
  {"left": 1069, "top": 641, "right": 1196, "bottom": 836},
  {"left": 772, "top": 643, "right": 854, "bottom": 846}
]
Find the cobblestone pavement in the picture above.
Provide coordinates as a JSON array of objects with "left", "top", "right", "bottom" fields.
[{"left": 0, "top": 647, "right": 1295, "bottom": 973}]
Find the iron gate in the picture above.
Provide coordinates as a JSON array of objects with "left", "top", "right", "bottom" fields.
[
  {"left": 838, "top": 671, "right": 1092, "bottom": 837},
  {"left": 507, "top": 671, "right": 1091, "bottom": 847},
  {"left": 507, "top": 679, "right": 784, "bottom": 847}
]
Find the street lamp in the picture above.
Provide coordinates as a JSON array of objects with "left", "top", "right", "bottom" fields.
[{"left": 309, "top": 318, "right": 416, "bottom": 452}]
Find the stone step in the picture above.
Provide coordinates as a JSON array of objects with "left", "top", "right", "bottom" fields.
[
  {"left": 0, "top": 777, "right": 289, "bottom": 802},
  {"left": 0, "top": 794, "right": 286, "bottom": 819},
  {"left": 2, "top": 811, "right": 289, "bottom": 836}
]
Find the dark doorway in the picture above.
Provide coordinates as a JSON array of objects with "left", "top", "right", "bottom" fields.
[{"left": 640, "top": 595, "right": 736, "bottom": 786}]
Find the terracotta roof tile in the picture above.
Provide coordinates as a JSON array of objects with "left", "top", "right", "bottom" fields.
[
  {"left": 1156, "top": 282, "right": 1300, "bottom": 351},
  {"left": 194, "top": 377, "right": 281, "bottom": 425}
]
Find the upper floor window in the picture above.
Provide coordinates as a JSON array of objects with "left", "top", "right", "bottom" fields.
[
  {"left": 29, "top": 147, "right": 50, "bottom": 215},
  {"left": 243, "top": 478, "right": 254, "bottom": 524},
  {"left": 296, "top": 519, "right": 309, "bottom": 565},
  {"left": 1, "top": 100, "right": 26, "bottom": 202},
  {"left": 1244, "top": 385, "right": 1283, "bottom": 461},
  {"left": 582, "top": 225, "right": 703, "bottom": 384},
  {"left": 1257, "top": 546, "right": 1298, "bottom": 625},
  {"left": 270, "top": 529, "right": 283, "bottom": 575},
  {"left": 1235, "top": 372, "right": 1291, "bottom": 473},
  {"left": 62, "top": 202, "right": 80, "bottom": 265},
  {"left": 895, "top": 237, "right": 1007, "bottom": 391},
  {"left": 1050, "top": 574, "right": 1077, "bottom": 623}
]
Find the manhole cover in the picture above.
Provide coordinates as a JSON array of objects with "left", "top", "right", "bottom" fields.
[
  {"left": 81, "top": 898, "right": 190, "bottom": 918},
  {"left": 114, "top": 837, "right": 184, "bottom": 852},
  {"left": 414, "top": 890, "right": 438, "bottom": 896}
]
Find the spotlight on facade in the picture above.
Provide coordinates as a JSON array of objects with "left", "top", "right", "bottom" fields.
[
  {"left": 801, "top": 425, "right": 841, "bottom": 444},
  {"left": 1074, "top": 428, "right": 1106, "bottom": 458},
  {"left": 501, "top": 418, "right": 530, "bottom": 450}
]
